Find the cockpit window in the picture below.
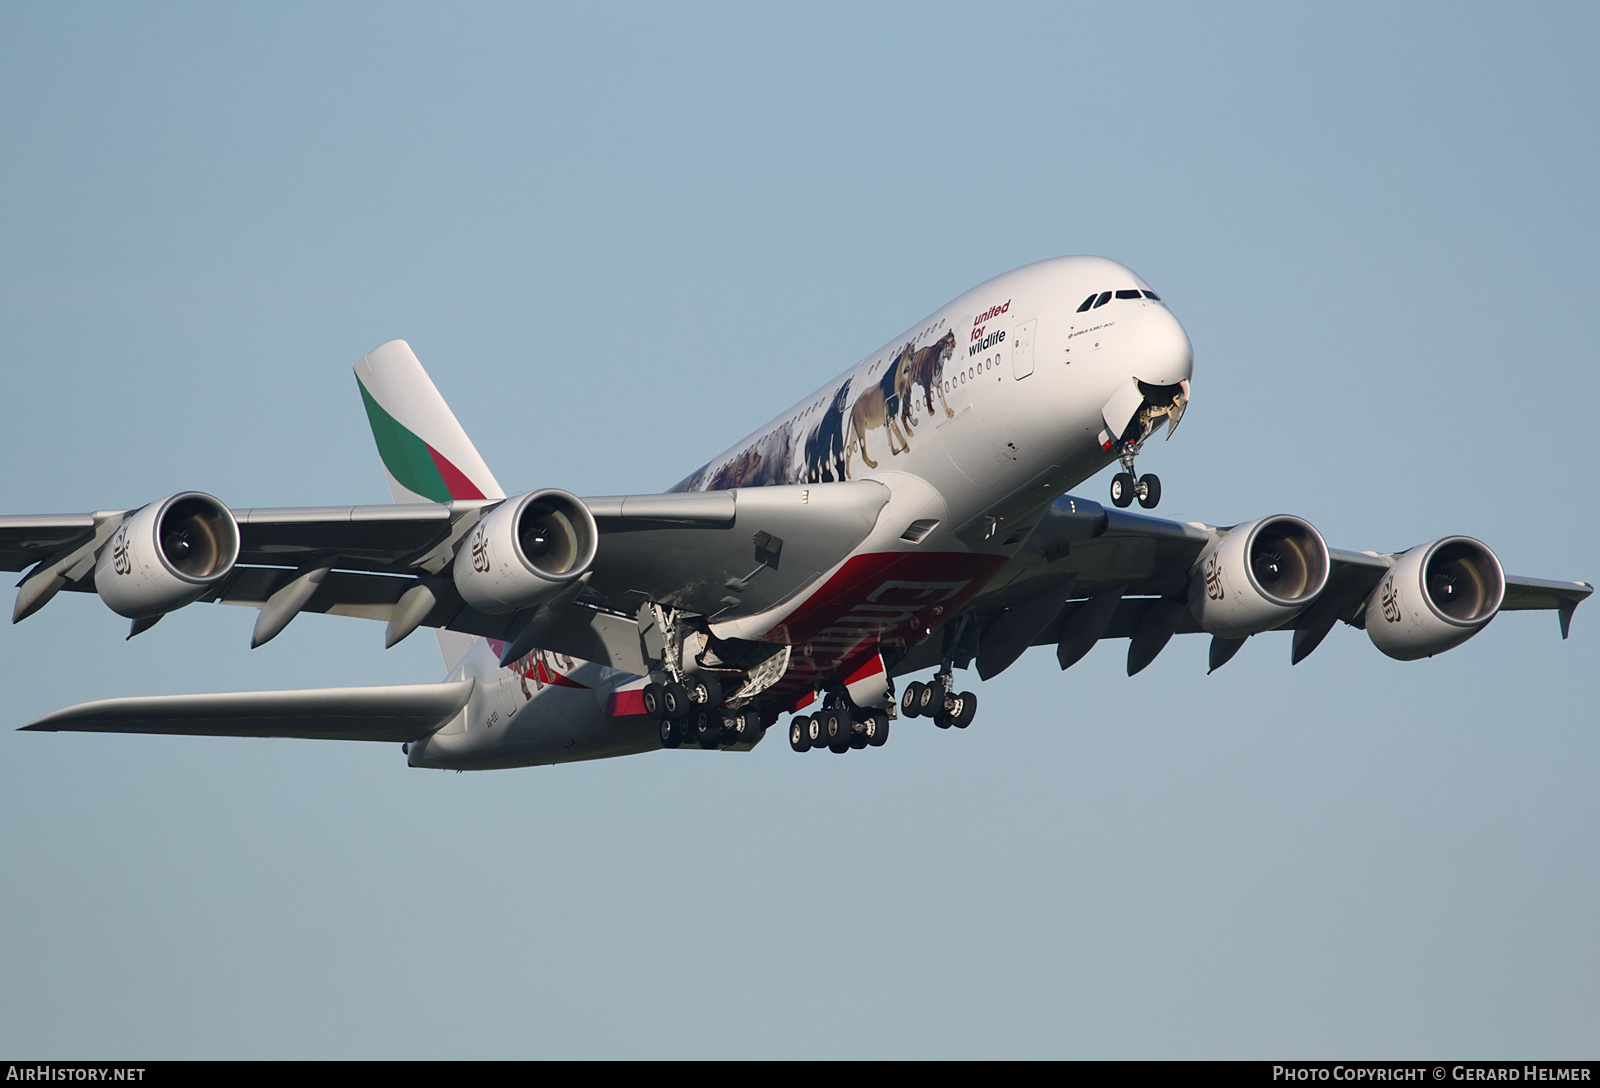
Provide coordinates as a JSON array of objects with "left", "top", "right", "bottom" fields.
[{"left": 1079, "top": 288, "right": 1162, "bottom": 311}]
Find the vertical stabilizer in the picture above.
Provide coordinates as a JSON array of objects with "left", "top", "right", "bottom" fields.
[
  {"left": 355, "top": 340, "right": 501, "bottom": 672},
  {"left": 354, "top": 340, "right": 506, "bottom": 504}
]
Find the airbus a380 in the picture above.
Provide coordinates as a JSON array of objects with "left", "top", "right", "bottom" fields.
[{"left": 9, "top": 257, "right": 1590, "bottom": 768}]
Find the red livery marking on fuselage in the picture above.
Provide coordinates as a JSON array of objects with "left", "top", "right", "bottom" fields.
[
  {"left": 766, "top": 551, "right": 1008, "bottom": 688},
  {"left": 606, "top": 688, "right": 647, "bottom": 718},
  {"left": 486, "top": 641, "right": 590, "bottom": 699}
]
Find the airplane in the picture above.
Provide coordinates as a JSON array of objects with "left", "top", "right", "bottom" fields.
[{"left": 7, "top": 256, "right": 1591, "bottom": 769}]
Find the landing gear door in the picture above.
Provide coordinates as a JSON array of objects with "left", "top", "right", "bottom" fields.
[
  {"left": 1011, "top": 319, "right": 1037, "bottom": 379},
  {"left": 1100, "top": 378, "right": 1145, "bottom": 441}
]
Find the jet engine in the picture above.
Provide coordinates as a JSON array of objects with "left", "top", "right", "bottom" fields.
[
  {"left": 453, "top": 489, "right": 598, "bottom": 613},
  {"left": 1365, "top": 537, "right": 1504, "bottom": 660},
  {"left": 94, "top": 492, "right": 241, "bottom": 619},
  {"left": 1188, "top": 515, "right": 1330, "bottom": 637}
]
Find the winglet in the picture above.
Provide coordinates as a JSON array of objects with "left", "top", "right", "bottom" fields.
[
  {"left": 354, "top": 341, "right": 505, "bottom": 504},
  {"left": 1558, "top": 597, "right": 1579, "bottom": 640}
]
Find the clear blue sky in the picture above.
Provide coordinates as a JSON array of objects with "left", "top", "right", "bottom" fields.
[{"left": 1, "top": 2, "right": 1594, "bottom": 1058}]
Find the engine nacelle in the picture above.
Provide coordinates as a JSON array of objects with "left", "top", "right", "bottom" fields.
[
  {"left": 453, "top": 489, "right": 598, "bottom": 614},
  {"left": 1365, "top": 537, "right": 1504, "bottom": 661},
  {"left": 94, "top": 492, "right": 241, "bottom": 619},
  {"left": 1189, "top": 515, "right": 1330, "bottom": 637}
]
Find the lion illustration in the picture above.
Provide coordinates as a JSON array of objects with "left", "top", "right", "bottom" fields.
[{"left": 846, "top": 353, "right": 915, "bottom": 472}]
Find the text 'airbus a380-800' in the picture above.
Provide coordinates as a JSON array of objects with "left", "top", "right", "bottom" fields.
[{"left": 8, "top": 257, "right": 1590, "bottom": 768}]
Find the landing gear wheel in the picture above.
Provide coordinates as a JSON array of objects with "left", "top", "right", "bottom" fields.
[
  {"left": 823, "top": 710, "right": 851, "bottom": 753},
  {"left": 1110, "top": 472, "right": 1136, "bottom": 508},
  {"left": 806, "top": 714, "right": 825, "bottom": 750},
  {"left": 661, "top": 682, "right": 690, "bottom": 719},
  {"left": 866, "top": 713, "right": 889, "bottom": 747},
  {"left": 693, "top": 709, "right": 721, "bottom": 749},
  {"left": 949, "top": 691, "right": 977, "bottom": 729},
  {"left": 901, "top": 681, "right": 925, "bottom": 718},
  {"left": 641, "top": 683, "right": 667, "bottom": 720},
  {"left": 686, "top": 674, "right": 723, "bottom": 708},
  {"left": 659, "top": 717, "right": 681, "bottom": 748},
  {"left": 1137, "top": 473, "right": 1161, "bottom": 509},
  {"left": 915, "top": 683, "right": 940, "bottom": 717},
  {"left": 934, "top": 710, "right": 952, "bottom": 729},
  {"left": 790, "top": 715, "right": 812, "bottom": 752},
  {"left": 849, "top": 719, "right": 870, "bottom": 749}
]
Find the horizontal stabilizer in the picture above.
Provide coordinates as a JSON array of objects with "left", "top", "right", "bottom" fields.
[{"left": 20, "top": 679, "right": 474, "bottom": 742}]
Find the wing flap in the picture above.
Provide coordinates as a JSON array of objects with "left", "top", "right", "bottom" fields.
[
  {"left": 20, "top": 679, "right": 474, "bottom": 742},
  {"left": 0, "top": 514, "right": 98, "bottom": 572}
]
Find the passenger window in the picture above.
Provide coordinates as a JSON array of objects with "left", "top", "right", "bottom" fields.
[
  {"left": 1076, "top": 294, "right": 1096, "bottom": 312},
  {"left": 1092, "top": 291, "right": 1112, "bottom": 308}
]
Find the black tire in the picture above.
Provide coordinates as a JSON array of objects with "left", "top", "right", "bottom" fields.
[
  {"left": 1110, "top": 471, "right": 1135, "bottom": 508},
  {"left": 789, "top": 717, "right": 811, "bottom": 752},
  {"left": 901, "top": 681, "right": 925, "bottom": 718},
  {"left": 934, "top": 710, "right": 953, "bottom": 729},
  {"left": 693, "top": 709, "right": 721, "bottom": 748},
  {"left": 661, "top": 682, "right": 690, "bottom": 719},
  {"left": 849, "top": 719, "right": 869, "bottom": 749},
  {"left": 687, "top": 673, "right": 723, "bottom": 708},
  {"left": 1137, "top": 473, "right": 1161, "bottom": 509},
  {"left": 728, "top": 710, "right": 759, "bottom": 743},
  {"left": 865, "top": 713, "right": 889, "bottom": 748},
  {"left": 641, "top": 683, "right": 667, "bottom": 720},
  {"left": 805, "top": 714, "right": 825, "bottom": 750},
  {"left": 915, "top": 683, "right": 940, "bottom": 717},
  {"left": 950, "top": 691, "right": 978, "bottom": 729},
  {"left": 659, "top": 717, "right": 680, "bottom": 748},
  {"left": 824, "top": 710, "right": 851, "bottom": 753}
]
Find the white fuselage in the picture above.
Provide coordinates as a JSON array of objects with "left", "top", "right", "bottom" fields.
[{"left": 411, "top": 256, "right": 1194, "bottom": 770}]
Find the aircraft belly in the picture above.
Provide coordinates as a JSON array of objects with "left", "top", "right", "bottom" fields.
[
  {"left": 411, "top": 647, "right": 656, "bottom": 769},
  {"left": 772, "top": 550, "right": 1009, "bottom": 684}
]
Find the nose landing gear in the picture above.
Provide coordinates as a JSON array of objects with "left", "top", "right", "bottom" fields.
[
  {"left": 1106, "top": 379, "right": 1187, "bottom": 510},
  {"left": 1109, "top": 444, "right": 1161, "bottom": 510}
]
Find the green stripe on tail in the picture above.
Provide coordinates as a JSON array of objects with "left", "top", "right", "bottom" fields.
[{"left": 357, "top": 376, "right": 453, "bottom": 503}]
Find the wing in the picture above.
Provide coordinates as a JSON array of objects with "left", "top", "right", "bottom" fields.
[
  {"left": 0, "top": 481, "right": 891, "bottom": 672},
  {"left": 908, "top": 495, "right": 1592, "bottom": 681},
  {"left": 20, "top": 680, "right": 475, "bottom": 742}
]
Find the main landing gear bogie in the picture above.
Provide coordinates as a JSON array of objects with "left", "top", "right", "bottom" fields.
[
  {"left": 899, "top": 678, "right": 978, "bottom": 730},
  {"left": 787, "top": 708, "right": 891, "bottom": 754},
  {"left": 647, "top": 678, "right": 762, "bottom": 751}
]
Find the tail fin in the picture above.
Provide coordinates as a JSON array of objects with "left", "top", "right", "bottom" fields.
[
  {"left": 354, "top": 340, "right": 505, "bottom": 504},
  {"left": 355, "top": 340, "right": 501, "bottom": 672}
]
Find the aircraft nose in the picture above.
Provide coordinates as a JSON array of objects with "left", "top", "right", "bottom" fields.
[{"left": 1128, "top": 304, "right": 1193, "bottom": 387}]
